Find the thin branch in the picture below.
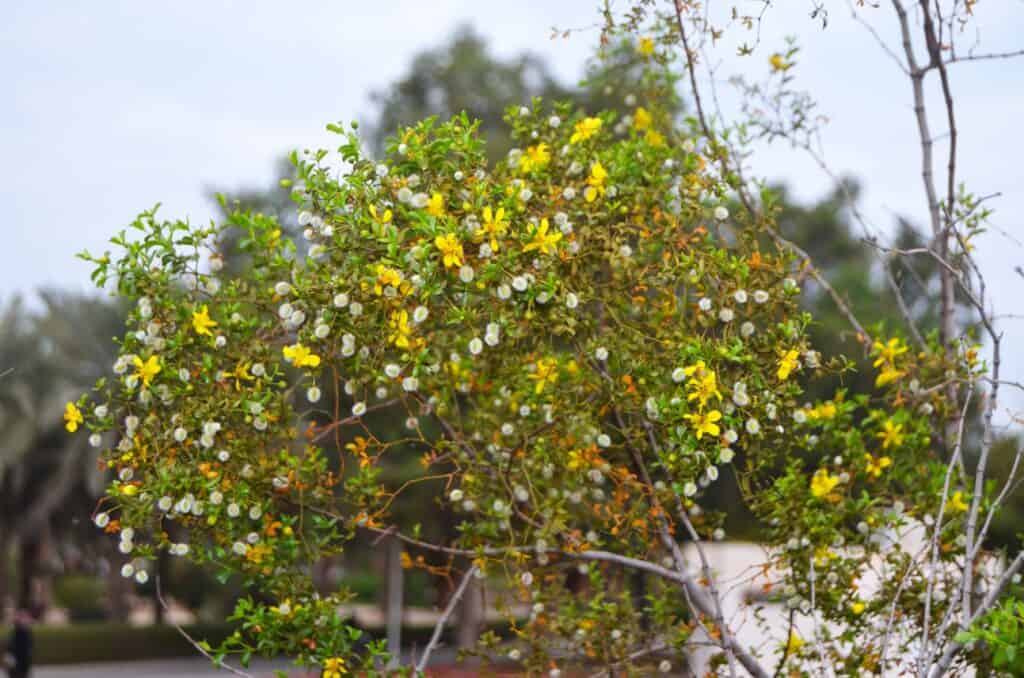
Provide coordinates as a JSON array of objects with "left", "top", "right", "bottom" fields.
[
  {"left": 929, "top": 551, "right": 1024, "bottom": 678},
  {"left": 155, "top": 576, "right": 257, "bottom": 678},
  {"left": 415, "top": 565, "right": 478, "bottom": 674},
  {"left": 947, "top": 47, "right": 1024, "bottom": 64}
]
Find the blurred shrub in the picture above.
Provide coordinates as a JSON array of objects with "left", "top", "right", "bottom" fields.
[
  {"left": 342, "top": 571, "right": 381, "bottom": 603},
  {"left": 0, "top": 622, "right": 235, "bottom": 664},
  {"left": 52, "top": 575, "right": 107, "bottom": 622}
]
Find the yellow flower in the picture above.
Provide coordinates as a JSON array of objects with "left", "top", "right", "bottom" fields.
[
  {"left": 64, "top": 402, "right": 83, "bottom": 432},
  {"left": 685, "top": 409, "right": 722, "bottom": 440},
  {"left": 872, "top": 337, "right": 908, "bottom": 368},
  {"left": 777, "top": 349, "right": 800, "bottom": 381},
  {"left": 523, "top": 218, "right": 562, "bottom": 255},
  {"left": 369, "top": 205, "right": 393, "bottom": 223},
  {"left": 769, "top": 53, "right": 791, "bottom": 71},
  {"left": 479, "top": 206, "right": 509, "bottom": 252},
  {"left": 191, "top": 305, "right": 218, "bottom": 336},
  {"left": 567, "top": 449, "right": 594, "bottom": 471},
  {"left": 814, "top": 546, "right": 838, "bottom": 566},
  {"left": 121, "top": 484, "right": 139, "bottom": 496},
  {"left": 282, "top": 343, "right": 321, "bottom": 368},
  {"left": 427, "top": 192, "right": 445, "bottom": 217},
  {"left": 877, "top": 419, "right": 905, "bottom": 450},
  {"left": 947, "top": 490, "right": 969, "bottom": 513},
  {"left": 851, "top": 601, "right": 866, "bottom": 615},
  {"left": 387, "top": 310, "right": 413, "bottom": 349},
  {"left": 584, "top": 162, "right": 608, "bottom": 203},
  {"left": 132, "top": 355, "right": 161, "bottom": 387},
  {"left": 810, "top": 468, "right": 840, "bottom": 499},
  {"left": 373, "top": 265, "right": 407, "bottom": 296},
  {"left": 807, "top": 401, "right": 837, "bottom": 420},
  {"left": 529, "top": 358, "right": 559, "bottom": 394},
  {"left": 323, "top": 657, "right": 347, "bottom": 678},
  {"left": 520, "top": 143, "right": 550, "bottom": 174},
  {"left": 633, "top": 107, "right": 652, "bottom": 131},
  {"left": 637, "top": 36, "right": 655, "bottom": 56},
  {"left": 875, "top": 366, "right": 905, "bottom": 388},
  {"left": 570, "top": 117, "right": 602, "bottom": 144},
  {"left": 246, "top": 543, "right": 271, "bottom": 564},
  {"left": 684, "top": 362, "right": 723, "bottom": 408},
  {"left": 434, "top": 232, "right": 464, "bottom": 269},
  {"left": 644, "top": 130, "right": 665, "bottom": 147},
  {"left": 230, "top": 362, "right": 254, "bottom": 390},
  {"left": 864, "top": 453, "right": 892, "bottom": 478},
  {"left": 785, "top": 631, "right": 804, "bottom": 653}
]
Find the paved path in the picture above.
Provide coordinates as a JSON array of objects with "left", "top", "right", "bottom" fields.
[
  {"left": 32, "top": 649, "right": 467, "bottom": 677},
  {"left": 34, "top": 657, "right": 301, "bottom": 678}
]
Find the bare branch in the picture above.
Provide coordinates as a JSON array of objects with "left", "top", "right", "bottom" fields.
[
  {"left": 155, "top": 576, "right": 257, "bottom": 678},
  {"left": 415, "top": 565, "right": 478, "bottom": 674}
]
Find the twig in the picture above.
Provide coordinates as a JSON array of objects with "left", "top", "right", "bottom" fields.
[
  {"left": 415, "top": 565, "right": 478, "bottom": 673},
  {"left": 155, "top": 575, "right": 257, "bottom": 678}
]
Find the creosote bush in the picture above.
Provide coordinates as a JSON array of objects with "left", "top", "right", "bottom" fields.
[{"left": 69, "top": 43, "right": 984, "bottom": 677}]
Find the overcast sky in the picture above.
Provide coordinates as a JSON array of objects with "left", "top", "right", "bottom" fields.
[{"left": 4, "top": 1, "right": 1022, "bottom": 418}]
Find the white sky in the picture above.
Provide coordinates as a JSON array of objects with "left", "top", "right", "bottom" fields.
[{"left": 3, "top": 1, "right": 1022, "bottom": 418}]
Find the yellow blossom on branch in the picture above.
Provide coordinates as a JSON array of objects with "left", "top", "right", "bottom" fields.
[
  {"left": 810, "top": 468, "right": 840, "bottom": 499},
  {"left": 633, "top": 107, "right": 652, "bottom": 131},
  {"left": 637, "top": 36, "right": 655, "bottom": 56},
  {"left": 570, "top": 117, "right": 602, "bottom": 144},
  {"left": 523, "top": 218, "right": 562, "bottom": 255},
  {"left": 864, "top": 453, "right": 892, "bottom": 478},
  {"left": 434, "top": 232, "right": 464, "bottom": 269},
  {"left": 684, "top": 361, "right": 722, "bottom": 408},
  {"left": 584, "top": 162, "right": 608, "bottom": 203},
  {"left": 282, "top": 343, "right": 321, "bottom": 368},
  {"left": 191, "top": 305, "right": 218, "bottom": 336},
  {"left": 132, "top": 355, "right": 161, "bottom": 387},
  {"left": 644, "top": 130, "right": 665, "bottom": 147},
  {"left": 872, "top": 337, "right": 908, "bottom": 368},
  {"left": 426, "top": 193, "right": 445, "bottom": 217},
  {"left": 529, "top": 358, "right": 559, "bottom": 394},
  {"left": 875, "top": 366, "right": 905, "bottom": 388},
  {"left": 230, "top": 362, "right": 254, "bottom": 390},
  {"left": 520, "top": 143, "right": 550, "bottom": 174},
  {"left": 769, "top": 53, "right": 792, "bottom": 71},
  {"left": 807, "top": 401, "right": 837, "bottom": 420},
  {"left": 373, "top": 265, "right": 407, "bottom": 296},
  {"left": 947, "top": 490, "right": 970, "bottom": 513},
  {"left": 387, "top": 310, "right": 414, "bottom": 349},
  {"left": 369, "top": 205, "right": 392, "bottom": 223},
  {"left": 777, "top": 349, "right": 800, "bottom": 381},
  {"left": 479, "top": 206, "right": 509, "bottom": 252},
  {"left": 877, "top": 419, "right": 905, "bottom": 449},
  {"left": 64, "top": 402, "right": 83, "bottom": 432},
  {"left": 685, "top": 409, "right": 722, "bottom": 440}
]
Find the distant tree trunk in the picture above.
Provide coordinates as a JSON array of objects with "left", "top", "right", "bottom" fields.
[
  {"left": 0, "top": 523, "right": 9, "bottom": 622},
  {"left": 385, "top": 537, "right": 404, "bottom": 668},
  {"left": 630, "top": 570, "right": 649, "bottom": 632},
  {"left": 18, "top": 524, "right": 55, "bottom": 617},
  {"left": 457, "top": 577, "right": 482, "bottom": 650},
  {"left": 105, "top": 553, "right": 131, "bottom": 621}
]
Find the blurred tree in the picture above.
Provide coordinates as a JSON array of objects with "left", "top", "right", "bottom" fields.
[
  {"left": 367, "top": 25, "right": 573, "bottom": 162},
  {"left": 0, "top": 292, "right": 124, "bottom": 619}
]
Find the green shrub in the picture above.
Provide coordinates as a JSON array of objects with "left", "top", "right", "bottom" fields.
[
  {"left": 0, "top": 623, "right": 235, "bottom": 665},
  {"left": 52, "top": 575, "right": 107, "bottom": 622}
]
